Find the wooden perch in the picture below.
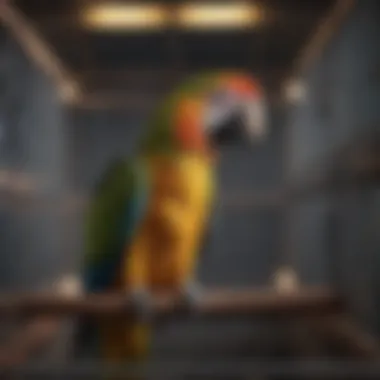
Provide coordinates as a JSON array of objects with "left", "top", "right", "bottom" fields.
[
  {"left": 0, "top": 287, "right": 342, "bottom": 370},
  {"left": 0, "top": 287, "right": 343, "bottom": 318}
]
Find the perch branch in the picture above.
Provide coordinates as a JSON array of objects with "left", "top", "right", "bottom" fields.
[{"left": 0, "top": 287, "right": 342, "bottom": 317}]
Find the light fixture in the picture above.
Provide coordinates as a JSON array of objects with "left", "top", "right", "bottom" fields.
[
  {"left": 272, "top": 266, "right": 299, "bottom": 294},
  {"left": 59, "top": 81, "right": 80, "bottom": 104},
  {"left": 82, "top": 3, "right": 169, "bottom": 31},
  {"left": 284, "top": 78, "right": 308, "bottom": 105},
  {"left": 177, "top": 2, "right": 262, "bottom": 30}
]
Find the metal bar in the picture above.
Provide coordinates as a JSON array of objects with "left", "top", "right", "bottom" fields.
[
  {"left": 78, "top": 67, "right": 283, "bottom": 88},
  {"left": 5, "top": 359, "right": 380, "bottom": 379},
  {"left": 0, "top": 0, "right": 80, "bottom": 104},
  {"left": 71, "top": 93, "right": 158, "bottom": 111},
  {"left": 310, "top": 315, "right": 380, "bottom": 360},
  {"left": 0, "top": 317, "right": 61, "bottom": 370},
  {"left": 285, "top": 137, "right": 380, "bottom": 202},
  {"left": 289, "top": 0, "right": 357, "bottom": 78},
  {"left": 0, "top": 287, "right": 342, "bottom": 317},
  {"left": 72, "top": 67, "right": 285, "bottom": 110}
]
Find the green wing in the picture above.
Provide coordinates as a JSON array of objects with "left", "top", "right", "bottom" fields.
[{"left": 82, "top": 157, "right": 150, "bottom": 293}]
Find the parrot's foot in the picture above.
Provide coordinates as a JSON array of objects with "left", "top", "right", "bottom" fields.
[
  {"left": 179, "top": 281, "right": 203, "bottom": 314},
  {"left": 129, "top": 288, "right": 154, "bottom": 322}
]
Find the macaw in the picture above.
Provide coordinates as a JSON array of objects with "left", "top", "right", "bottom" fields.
[{"left": 76, "top": 70, "right": 267, "bottom": 366}]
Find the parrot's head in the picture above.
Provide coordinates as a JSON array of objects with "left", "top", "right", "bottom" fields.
[
  {"left": 201, "top": 72, "right": 267, "bottom": 148},
  {"left": 141, "top": 71, "right": 267, "bottom": 157}
]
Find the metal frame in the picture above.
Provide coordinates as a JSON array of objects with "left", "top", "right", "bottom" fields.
[{"left": 6, "top": 359, "right": 380, "bottom": 379}]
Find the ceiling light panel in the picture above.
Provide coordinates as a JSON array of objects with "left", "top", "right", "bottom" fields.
[
  {"left": 82, "top": 2, "right": 262, "bottom": 32},
  {"left": 82, "top": 3, "right": 169, "bottom": 31},
  {"left": 177, "top": 2, "right": 262, "bottom": 30}
]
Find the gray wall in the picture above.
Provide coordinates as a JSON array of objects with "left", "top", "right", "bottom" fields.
[
  {"left": 0, "top": 24, "right": 68, "bottom": 291},
  {"left": 287, "top": 0, "right": 380, "bottom": 333}
]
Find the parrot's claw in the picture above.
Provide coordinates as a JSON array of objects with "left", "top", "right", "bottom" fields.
[
  {"left": 129, "top": 288, "right": 154, "bottom": 322},
  {"left": 179, "top": 281, "right": 203, "bottom": 314}
]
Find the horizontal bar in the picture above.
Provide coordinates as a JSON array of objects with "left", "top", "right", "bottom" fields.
[
  {"left": 78, "top": 67, "right": 285, "bottom": 87},
  {"left": 7, "top": 359, "right": 380, "bottom": 379},
  {"left": 286, "top": 139, "right": 380, "bottom": 200},
  {"left": 70, "top": 67, "right": 284, "bottom": 110},
  {"left": 0, "top": 287, "right": 342, "bottom": 317}
]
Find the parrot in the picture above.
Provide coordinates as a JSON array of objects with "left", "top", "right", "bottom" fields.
[{"left": 75, "top": 70, "right": 267, "bottom": 369}]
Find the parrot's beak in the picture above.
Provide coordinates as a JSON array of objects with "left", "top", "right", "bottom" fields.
[
  {"left": 241, "top": 97, "right": 267, "bottom": 143},
  {"left": 208, "top": 111, "right": 244, "bottom": 146},
  {"left": 208, "top": 98, "right": 267, "bottom": 147}
]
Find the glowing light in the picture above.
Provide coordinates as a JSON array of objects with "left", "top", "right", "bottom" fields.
[
  {"left": 284, "top": 78, "right": 308, "bottom": 104},
  {"left": 82, "top": 2, "right": 262, "bottom": 31},
  {"left": 52, "top": 274, "right": 84, "bottom": 297},
  {"left": 82, "top": 3, "right": 169, "bottom": 31},
  {"left": 272, "top": 266, "right": 299, "bottom": 294},
  {"left": 177, "top": 2, "right": 262, "bottom": 30}
]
